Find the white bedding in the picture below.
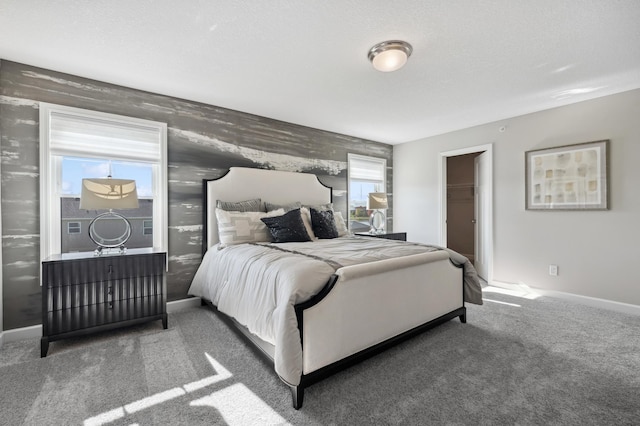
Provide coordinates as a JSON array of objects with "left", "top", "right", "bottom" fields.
[{"left": 188, "top": 236, "right": 482, "bottom": 386}]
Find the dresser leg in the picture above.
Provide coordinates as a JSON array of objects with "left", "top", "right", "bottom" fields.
[
  {"left": 41, "top": 337, "right": 49, "bottom": 358},
  {"left": 162, "top": 313, "right": 168, "bottom": 329}
]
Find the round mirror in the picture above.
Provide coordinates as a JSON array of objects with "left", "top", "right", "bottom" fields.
[{"left": 88, "top": 211, "right": 133, "bottom": 250}]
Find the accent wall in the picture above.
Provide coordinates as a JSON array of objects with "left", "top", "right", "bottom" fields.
[{"left": 0, "top": 60, "right": 393, "bottom": 330}]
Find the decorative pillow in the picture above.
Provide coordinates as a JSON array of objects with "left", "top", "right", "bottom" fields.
[
  {"left": 216, "top": 198, "right": 263, "bottom": 212},
  {"left": 334, "top": 211, "right": 349, "bottom": 237},
  {"left": 304, "top": 202, "right": 333, "bottom": 212},
  {"left": 216, "top": 208, "right": 284, "bottom": 247},
  {"left": 264, "top": 201, "right": 302, "bottom": 212},
  {"left": 300, "top": 207, "right": 316, "bottom": 240},
  {"left": 310, "top": 208, "right": 339, "bottom": 239},
  {"left": 261, "top": 209, "right": 312, "bottom": 243}
]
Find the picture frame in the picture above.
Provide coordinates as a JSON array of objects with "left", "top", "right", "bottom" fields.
[{"left": 525, "top": 140, "right": 609, "bottom": 210}]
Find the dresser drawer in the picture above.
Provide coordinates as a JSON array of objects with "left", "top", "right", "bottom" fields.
[
  {"left": 46, "top": 295, "right": 165, "bottom": 336},
  {"left": 44, "top": 252, "right": 165, "bottom": 287},
  {"left": 46, "top": 273, "right": 164, "bottom": 312},
  {"left": 101, "top": 252, "right": 165, "bottom": 280},
  {"left": 44, "top": 258, "right": 110, "bottom": 287},
  {"left": 46, "top": 280, "right": 110, "bottom": 312}
]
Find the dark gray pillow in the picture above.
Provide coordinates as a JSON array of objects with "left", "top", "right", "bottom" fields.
[
  {"left": 216, "top": 198, "right": 263, "bottom": 212},
  {"left": 310, "top": 208, "right": 339, "bottom": 239},
  {"left": 261, "top": 209, "right": 311, "bottom": 243},
  {"left": 304, "top": 202, "right": 333, "bottom": 212},
  {"left": 264, "top": 201, "right": 302, "bottom": 212}
]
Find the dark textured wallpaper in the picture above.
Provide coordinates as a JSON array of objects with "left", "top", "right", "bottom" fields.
[{"left": 0, "top": 60, "right": 393, "bottom": 329}]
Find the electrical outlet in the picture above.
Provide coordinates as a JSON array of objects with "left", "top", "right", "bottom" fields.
[{"left": 549, "top": 264, "right": 559, "bottom": 276}]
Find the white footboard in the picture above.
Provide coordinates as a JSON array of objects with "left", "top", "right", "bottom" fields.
[{"left": 301, "top": 250, "right": 463, "bottom": 374}]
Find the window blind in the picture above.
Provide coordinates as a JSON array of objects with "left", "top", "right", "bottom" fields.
[
  {"left": 48, "top": 111, "right": 161, "bottom": 162},
  {"left": 349, "top": 156, "right": 385, "bottom": 182}
]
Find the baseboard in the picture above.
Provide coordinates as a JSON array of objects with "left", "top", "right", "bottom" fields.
[
  {"left": 167, "top": 297, "right": 202, "bottom": 312},
  {"left": 535, "top": 289, "right": 640, "bottom": 316},
  {"left": 1, "top": 297, "right": 203, "bottom": 345},
  {"left": 490, "top": 280, "right": 640, "bottom": 316},
  {"left": 3, "top": 324, "right": 42, "bottom": 344}
]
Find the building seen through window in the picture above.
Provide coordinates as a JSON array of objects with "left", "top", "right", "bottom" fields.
[{"left": 60, "top": 156, "right": 154, "bottom": 253}]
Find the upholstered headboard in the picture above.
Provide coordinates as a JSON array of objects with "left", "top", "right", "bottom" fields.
[{"left": 203, "top": 167, "right": 332, "bottom": 253}]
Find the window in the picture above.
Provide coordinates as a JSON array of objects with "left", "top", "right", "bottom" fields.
[
  {"left": 60, "top": 157, "right": 154, "bottom": 253},
  {"left": 67, "top": 222, "right": 81, "bottom": 234},
  {"left": 347, "top": 154, "right": 387, "bottom": 232},
  {"left": 143, "top": 220, "right": 153, "bottom": 236},
  {"left": 40, "top": 103, "right": 167, "bottom": 259}
]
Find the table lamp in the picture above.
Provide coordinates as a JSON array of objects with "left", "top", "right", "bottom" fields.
[
  {"left": 79, "top": 177, "right": 138, "bottom": 255},
  {"left": 367, "top": 192, "right": 388, "bottom": 234}
]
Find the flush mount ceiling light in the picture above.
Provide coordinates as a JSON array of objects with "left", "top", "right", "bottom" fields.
[{"left": 368, "top": 40, "right": 413, "bottom": 72}]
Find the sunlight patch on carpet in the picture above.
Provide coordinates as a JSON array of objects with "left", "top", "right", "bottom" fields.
[
  {"left": 484, "top": 283, "right": 541, "bottom": 300},
  {"left": 83, "top": 352, "right": 236, "bottom": 426},
  {"left": 483, "top": 298, "right": 521, "bottom": 307},
  {"left": 191, "top": 383, "right": 291, "bottom": 425}
]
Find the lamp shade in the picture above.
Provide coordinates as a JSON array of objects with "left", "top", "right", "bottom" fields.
[
  {"left": 79, "top": 178, "right": 139, "bottom": 210},
  {"left": 368, "top": 192, "right": 388, "bottom": 210}
]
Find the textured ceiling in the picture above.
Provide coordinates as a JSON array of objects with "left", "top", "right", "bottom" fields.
[{"left": 1, "top": 0, "right": 639, "bottom": 144}]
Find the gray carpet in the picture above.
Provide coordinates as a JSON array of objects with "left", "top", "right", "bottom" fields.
[{"left": 1, "top": 289, "right": 639, "bottom": 425}]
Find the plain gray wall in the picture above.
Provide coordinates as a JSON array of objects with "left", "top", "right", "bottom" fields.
[{"left": 394, "top": 88, "right": 640, "bottom": 306}]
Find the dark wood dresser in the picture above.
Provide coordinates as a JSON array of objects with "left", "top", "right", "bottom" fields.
[
  {"left": 41, "top": 248, "right": 167, "bottom": 357},
  {"left": 355, "top": 232, "right": 407, "bottom": 241}
]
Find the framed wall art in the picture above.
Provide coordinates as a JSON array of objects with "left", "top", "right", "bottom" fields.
[{"left": 525, "top": 140, "right": 609, "bottom": 210}]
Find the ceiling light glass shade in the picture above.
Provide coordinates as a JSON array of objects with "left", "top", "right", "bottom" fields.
[{"left": 368, "top": 40, "right": 413, "bottom": 72}]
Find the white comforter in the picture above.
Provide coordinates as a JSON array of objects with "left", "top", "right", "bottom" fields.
[{"left": 188, "top": 236, "right": 482, "bottom": 386}]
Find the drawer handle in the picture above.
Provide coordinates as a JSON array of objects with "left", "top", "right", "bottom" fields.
[{"left": 108, "top": 265, "right": 113, "bottom": 274}]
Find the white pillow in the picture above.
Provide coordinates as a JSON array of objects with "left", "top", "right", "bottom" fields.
[
  {"left": 216, "top": 208, "right": 285, "bottom": 247},
  {"left": 300, "top": 207, "right": 316, "bottom": 240},
  {"left": 334, "top": 211, "right": 349, "bottom": 237}
]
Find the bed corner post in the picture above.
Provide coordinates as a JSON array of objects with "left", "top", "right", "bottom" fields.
[
  {"left": 290, "top": 385, "right": 304, "bottom": 409},
  {"left": 459, "top": 307, "right": 467, "bottom": 323},
  {"left": 201, "top": 178, "right": 210, "bottom": 258}
]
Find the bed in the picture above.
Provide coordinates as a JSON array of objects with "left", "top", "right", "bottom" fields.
[{"left": 188, "top": 167, "right": 483, "bottom": 409}]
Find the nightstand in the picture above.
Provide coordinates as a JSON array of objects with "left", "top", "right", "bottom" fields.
[
  {"left": 41, "top": 248, "right": 167, "bottom": 357},
  {"left": 355, "top": 232, "right": 407, "bottom": 241}
]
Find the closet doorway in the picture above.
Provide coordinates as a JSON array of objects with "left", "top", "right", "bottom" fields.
[
  {"left": 439, "top": 144, "right": 493, "bottom": 282},
  {"left": 446, "top": 152, "right": 481, "bottom": 263}
]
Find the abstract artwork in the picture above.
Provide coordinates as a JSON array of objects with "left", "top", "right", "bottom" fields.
[{"left": 525, "top": 140, "right": 609, "bottom": 210}]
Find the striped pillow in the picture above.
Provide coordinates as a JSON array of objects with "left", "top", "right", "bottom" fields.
[
  {"left": 216, "top": 208, "right": 284, "bottom": 247},
  {"left": 216, "top": 198, "right": 263, "bottom": 212},
  {"left": 264, "top": 201, "right": 302, "bottom": 212}
]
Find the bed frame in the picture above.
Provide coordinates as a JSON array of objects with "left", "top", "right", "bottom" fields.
[{"left": 201, "top": 167, "right": 466, "bottom": 409}]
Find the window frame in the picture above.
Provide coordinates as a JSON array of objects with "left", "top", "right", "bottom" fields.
[
  {"left": 347, "top": 153, "right": 387, "bottom": 231},
  {"left": 39, "top": 103, "right": 168, "bottom": 262}
]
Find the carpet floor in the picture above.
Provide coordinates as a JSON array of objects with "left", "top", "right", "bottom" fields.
[{"left": 1, "top": 288, "right": 638, "bottom": 425}]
